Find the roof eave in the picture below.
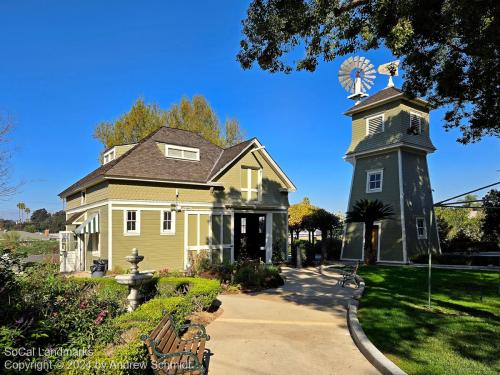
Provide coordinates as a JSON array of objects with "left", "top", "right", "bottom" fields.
[{"left": 344, "top": 94, "right": 429, "bottom": 116}]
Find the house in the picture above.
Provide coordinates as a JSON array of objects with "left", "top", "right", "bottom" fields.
[
  {"left": 341, "top": 86, "right": 440, "bottom": 263},
  {"left": 58, "top": 127, "right": 296, "bottom": 272}
]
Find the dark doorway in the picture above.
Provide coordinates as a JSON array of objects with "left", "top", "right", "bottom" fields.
[{"left": 234, "top": 213, "right": 266, "bottom": 262}]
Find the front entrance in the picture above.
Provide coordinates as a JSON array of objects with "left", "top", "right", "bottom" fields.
[{"left": 234, "top": 213, "right": 266, "bottom": 262}]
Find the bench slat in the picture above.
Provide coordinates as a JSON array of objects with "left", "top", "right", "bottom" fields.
[{"left": 151, "top": 315, "right": 171, "bottom": 340}]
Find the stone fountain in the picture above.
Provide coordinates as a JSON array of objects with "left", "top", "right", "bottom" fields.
[{"left": 115, "top": 248, "right": 154, "bottom": 311}]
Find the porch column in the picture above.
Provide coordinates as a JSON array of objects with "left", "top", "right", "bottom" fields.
[{"left": 265, "top": 212, "right": 273, "bottom": 263}]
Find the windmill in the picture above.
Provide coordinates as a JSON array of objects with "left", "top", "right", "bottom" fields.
[{"left": 338, "top": 56, "right": 376, "bottom": 104}]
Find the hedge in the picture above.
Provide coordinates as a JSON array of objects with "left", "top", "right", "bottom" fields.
[{"left": 56, "top": 277, "right": 220, "bottom": 375}]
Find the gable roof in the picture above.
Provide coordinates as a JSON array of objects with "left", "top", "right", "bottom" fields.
[
  {"left": 344, "top": 87, "right": 429, "bottom": 116},
  {"left": 59, "top": 127, "right": 296, "bottom": 197}
]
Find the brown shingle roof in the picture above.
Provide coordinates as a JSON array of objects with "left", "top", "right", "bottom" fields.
[
  {"left": 344, "top": 87, "right": 404, "bottom": 114},
  {"left": 59, "top": 127, "right": 257, "bottom": 197},
  {"left": 208, "top": 139, "right": 255, "bottom": 180}
]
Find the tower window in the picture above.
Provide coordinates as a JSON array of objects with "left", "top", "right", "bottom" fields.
[
  {"left": 409, "top": 112, "right": 423, "bottom": 134},
  {"left": 366, "top": 114, "right": 384, "bottom": 135},
  {"left": 366, "top": 169, "right": 383, "bottom": 193},
  {"left": 416, "top": 217, "right": 427, "bottom": 239}
]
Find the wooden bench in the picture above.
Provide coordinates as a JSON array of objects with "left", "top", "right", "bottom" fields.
[
  {"left": 341, "top": 262, "right": 360, "bottom": 288},
  {"left": 141, "top": 311, "right": 210, "bottom": 375}
]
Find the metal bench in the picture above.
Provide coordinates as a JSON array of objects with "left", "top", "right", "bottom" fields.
[
  {"left": 341, "top": 262, "right": 360, "bottom": 288},
  {"left": 141, "top": 311, "right": 210, "bottom": 375}
]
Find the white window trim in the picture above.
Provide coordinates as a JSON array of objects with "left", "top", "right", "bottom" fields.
[
  {"left": 103, "top": 149, "right": 115, "bottom": 164},
  {"left": 81, "top": 190, "right": 86, "bottom": 205},
  {"left": 165, "top": 144, "right": 200, "bottom": 161},
  {"left": 160, "top": 209, "right": 176, "bottom": 235},
  {"left": 416, "top": 216, "right": 427, "bottom": 239},
  {"left": 410, "top": 111, "right": 423, "bottom": 134},
  {"left": 366, "top": 169, "right": 384, "bottom": 193},
  {"left": 241, "top": 167, "right": 262, "bottom": 202},
  {"left": 365, "top": 113, "right": 385, "bottom": 135},
  {"left": 123, "top": 210, "right": 140, "bottom": 236}
]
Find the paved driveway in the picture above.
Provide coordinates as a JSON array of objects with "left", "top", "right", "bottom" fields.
[{"left": 206, "top": 267, "right": 379, "bottom": 374}]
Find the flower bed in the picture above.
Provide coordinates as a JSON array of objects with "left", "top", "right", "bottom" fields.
[
  {"left": 57, "top": 277, "right": 221, "bottom": 374},
  {"left": 0, "top": 256, "right": 220, "bottom": 375}
]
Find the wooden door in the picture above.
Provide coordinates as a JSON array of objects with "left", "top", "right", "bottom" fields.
[{"left": 371, "top": 224, "right": 380, "bottom": 259}]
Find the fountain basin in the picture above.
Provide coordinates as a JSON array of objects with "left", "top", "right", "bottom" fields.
[{"left": 115, "top": 272, "right": 154, "bottom": 286}]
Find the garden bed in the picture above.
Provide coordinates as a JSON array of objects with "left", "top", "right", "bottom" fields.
[
  {"left": 0, "top": 259, "right": 220, "bottom": 374},
  {"left": 357, "top": 266, "right": 500, "bottom": 375}
]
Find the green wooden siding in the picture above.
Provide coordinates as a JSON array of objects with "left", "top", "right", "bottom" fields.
[
  {"left": 347, "top": 100, "right": 435, "bottom": 155},
  {"left": 402, "top": 150, "right": 440, "bottom": 258},
  {"left": 343, "top": 151, "right": 404, "bottom": 262},
  {"left": 112, "top": 209, "right": 185, "bottom": 271}
]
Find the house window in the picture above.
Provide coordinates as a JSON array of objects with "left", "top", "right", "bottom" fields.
[
  {"left": 165, "top": 144, "right": 200, "bottom": 161},
  {"left": 124, "top": 210, "right": 140, "bottom": 235},
  {"left": 241, "top": 217, "right": 247, "bottom": 234},
  {"left": 410, "top": 112, "right": 423, "bottom": 134},
  {"left": 416, "top": 217, "right": 427, "bottom": 239},
  {"left": 103, "top": 149, "right": 115, "bottom": 164},
  {"left": 241, "top": 167, "right": 262, "bottom": 201},
  {"left": 366, "top": 114, "right": 384, "bottom": 135},
  {"left": 81, "top": 191, "right": 86, "bottom": 205},
  {"left": 366, "top": 169, "right": 383, "bottom": 193},
  {"left": 160, "top": 210, "right": 176, "bottom": 235}
]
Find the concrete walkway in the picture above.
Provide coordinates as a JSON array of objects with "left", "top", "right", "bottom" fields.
[{"left": 206, "top": 267, "right": 379, "bottom": 374}]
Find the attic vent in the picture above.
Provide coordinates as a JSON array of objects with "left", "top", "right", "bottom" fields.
[
  {"left": 366, "top": 114, "right": 384, "bottom": 135},
  {"left": 165, "top": 144, "right": 200, "bottom": 161},
  {"left": 408, "top": 112, "right": 422, "bottom": 135}
]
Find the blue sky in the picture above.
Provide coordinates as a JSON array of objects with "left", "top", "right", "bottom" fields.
[{"left": 0, "top": 1, "right": 498, "bottom": 219}]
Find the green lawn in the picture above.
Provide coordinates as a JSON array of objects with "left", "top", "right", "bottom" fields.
[{"left": 357, "top": 266, "right": 500, "bottom": 375}]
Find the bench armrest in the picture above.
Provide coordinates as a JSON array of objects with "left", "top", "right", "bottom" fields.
[{"left": 179, "top": 323, "right": 210, "bottom": 341}]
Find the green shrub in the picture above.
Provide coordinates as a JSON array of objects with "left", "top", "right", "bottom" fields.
[
  {"left": 56, "top": 277, "right": 221, "bottom": 374},
  {"left": 272, "top": 239, "right": 286, "bottom": 265},
  {"left": 234, "top": 261, "right": 284, "bottom": 290}
]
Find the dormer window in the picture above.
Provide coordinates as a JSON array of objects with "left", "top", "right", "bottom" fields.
[
  {"left": 165, "top": 144, "right": 200, "bottom": 161},
  {"left": 103, "top": 149, "right": 115, "bottom": 164},
  {"left": 366, "top": 114, "right": 384, "bottom": 135}
]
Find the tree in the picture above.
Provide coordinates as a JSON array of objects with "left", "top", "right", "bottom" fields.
[
  {"left": 435, "top": 206, "right": 482, "bottom": 242},
  {"left": 345, "top": 199, "right": 394, "bottom": 265},
  {"left": 24, "top": 208, "right": 31, "bottom": 222},
  {"left": 288, "top": 197, "right": 316, "bottom": 267},
  {"left": 482, "top": 189, "right": 500, "bottom": 242},
  {"left": 94, "top": 96, "right": 245, "bottom": 151},
  {"left": 238, "top": 1, "right": 500, "bottom": 144},
  {"left": 47, "top": 211, "right": 66, "bottom": 233},
  {"left": 30, "top": 208, "right": 51, "bottom": 231},
  {"left": 308, "top": 208, "right": 341, "bottom": 264},
  {"left": 16, "top": 202, "right": 25, "bottom": 223}
]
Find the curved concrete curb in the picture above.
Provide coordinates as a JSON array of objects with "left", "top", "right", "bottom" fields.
[{"left": 347, "top": 276, "right": 407, "bottom": 375}]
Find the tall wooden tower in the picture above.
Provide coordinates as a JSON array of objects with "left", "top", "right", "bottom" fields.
[{"left": 340, "top": 86, "right": 440, "bottom": 263}]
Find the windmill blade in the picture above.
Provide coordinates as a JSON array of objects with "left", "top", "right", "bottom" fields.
[{"left": 338, "top": 56, "right": 376, "bottom": 95}]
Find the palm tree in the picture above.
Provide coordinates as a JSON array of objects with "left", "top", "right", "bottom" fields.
[
  {"left": 16, "top": 202, "right": 26, "bottom": 223},
  {"left": 346, "top": 199, "right": 394, "bottom": 265},
  {"left": 24, "top": 207, "right": 31, "bottom": 222}
]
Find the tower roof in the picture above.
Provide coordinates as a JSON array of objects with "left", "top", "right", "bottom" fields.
[{"left": 344, "top": 86, "right": 429, "bottom": 116}]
